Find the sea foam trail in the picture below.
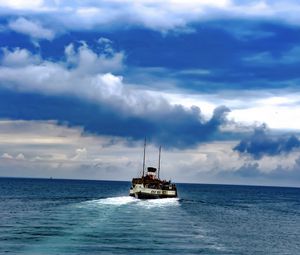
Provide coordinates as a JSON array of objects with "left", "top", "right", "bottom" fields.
[
  {"left": 80, "top": 196, "right": 137, "bottom": 207},
  {"left": 82, "top": 196, "right": 180, "bottom": 207},
  {"left": 138, "top": 197, "right": 180, "bottom": 208},
  {"left": 95, "top": 196, "right": 137, "bottom": 205}
]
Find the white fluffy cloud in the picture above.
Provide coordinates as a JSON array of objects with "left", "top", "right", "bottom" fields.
[
  {"left": 1, "top": 153, "right": 13, "bottom": 159},
  {"left": 16, "top": 153, "right": 25, "bottom": 160},
  {"left": 1, "top": 0, "right": 300, "bottom": 34},
  {"left": 0, "top": 0, "right": 44, "bottom": 10},
  {"left": 0, "top": 43, "right": 171, "bottom": 117},
  {"left": 64, "top": 41, "right": 124, "bottom": 74},
  {"left": 1, "top": 43, "right": 300, "bottom": 131},
  {"left": 71, "top": 148, "right": 87, "bottom": 161},
  {"left": 1, "top": 47, "right": 41, "bottom": 66},
  {"left": 163, "top": 89, "right": 300, "bottom": 131},
  {"left": 8, "top": 17, "right": 55, "bottom": 40}
]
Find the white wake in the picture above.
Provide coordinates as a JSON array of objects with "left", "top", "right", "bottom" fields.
[
  {"left": 81, "top": 196, "right": 179, "bottom": 208},
  {"left": 138, "top": 197, "right": 180, "bottom": 208},
  {"left": 94, "top": 196, "right": 138, "bottom": 205}
]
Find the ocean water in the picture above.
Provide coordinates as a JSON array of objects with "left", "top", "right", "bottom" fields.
[{"left": 0, "top": 178, "right": 299, "bottom": 254}]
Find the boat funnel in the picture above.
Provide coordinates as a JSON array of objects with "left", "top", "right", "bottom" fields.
[{"left": 147, "top": 167, "right": 157, "bottom": 179}]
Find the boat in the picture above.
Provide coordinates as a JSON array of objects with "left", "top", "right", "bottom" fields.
[{"left": 129, "top": 139, "right": 177, "bottom": 199}]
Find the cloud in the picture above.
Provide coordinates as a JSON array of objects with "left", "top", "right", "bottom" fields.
[
  {"left": 8, "top": 17, "right": 55, "bottom": 40},
  {"left": 1, "top": 152, "right": 13, "bottom": 159},
  {"left": 0, "top": 88, "right": 232, "bottom": 148},
  {"left": 1, "top": 47, "right": 41, "bottom": 66},
  {"left": 71, "top": 148, "right": 87, "bottom": 161},
  {"left": 0, "top": 43, "right": 125, "bottom": 102},
  {"left": 244, "top": 46, "right": 300, "bottom": 65},
  {"left": 217, "top": 21, "right": 276, "bottom": 41},
  {"left": 64, "top": 41, "right": 124, "bottom": 73},
  {"left": 16, "top": 153, "right": 25, "bottom": 160},
  {"left": 234, "top": 125, "right": 300, "bottom": 159},
  {"left": 0, "top": 120, "right": 144, "bottom": 180},
  {"left": 1, "top": 119, "right": 300, "bottom": 186},
  {"left": 217, "top": 154, "right": 300, "bottom": 187},
  {"left": 2, "top": 43, "right": 300, "bottom": 149},
  {"left": 1, "top": 0, "right": 300, "bottom": 34},
  {"left": 0, "top": 0, "right": 43, "bottom": 10},
  {"left": 0, "top": 43, "right": 233, "bottom": 148}
]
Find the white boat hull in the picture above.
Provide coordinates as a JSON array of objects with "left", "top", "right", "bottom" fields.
[{"left": 129, "top": 184, "right": 177, "bottom": 199}]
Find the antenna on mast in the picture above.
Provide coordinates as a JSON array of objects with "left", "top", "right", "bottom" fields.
[
  {"left": 158, "top": 146, "right": 161, "bottom": 179},
  {"left": 142, "top": 137, "right": 146, "bottom": 177}
]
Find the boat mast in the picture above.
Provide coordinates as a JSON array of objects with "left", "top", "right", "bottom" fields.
[
  {"left": 158, "top": 146, "right": 161, "bottom": 179},
  {"left": 142, "top": 138, "right": 146, "bottom": 177}
]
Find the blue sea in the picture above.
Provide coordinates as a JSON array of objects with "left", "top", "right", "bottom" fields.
[{"left": 0, "top": 178, "right": 299, "bottom": 254}]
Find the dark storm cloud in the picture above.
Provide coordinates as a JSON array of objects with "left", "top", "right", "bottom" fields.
[
  {"left": 234, "top": 126, "right": 300, "bottom": 159},
  {"left": 0, "top": 89, "right": 230, "bottom": 148}
]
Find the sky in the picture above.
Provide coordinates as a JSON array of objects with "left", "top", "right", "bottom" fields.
[{"left": 1, "top": 0, "right": 300, "bottom": 187}]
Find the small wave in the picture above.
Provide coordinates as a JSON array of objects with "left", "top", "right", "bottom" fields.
[{"left": 179, "top": 198, "right": 206, "bottom": 204}]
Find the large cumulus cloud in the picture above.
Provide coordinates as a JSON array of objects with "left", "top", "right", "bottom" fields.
[{"left": 0, "top": 43, "right": 230, "bottom": 148}]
